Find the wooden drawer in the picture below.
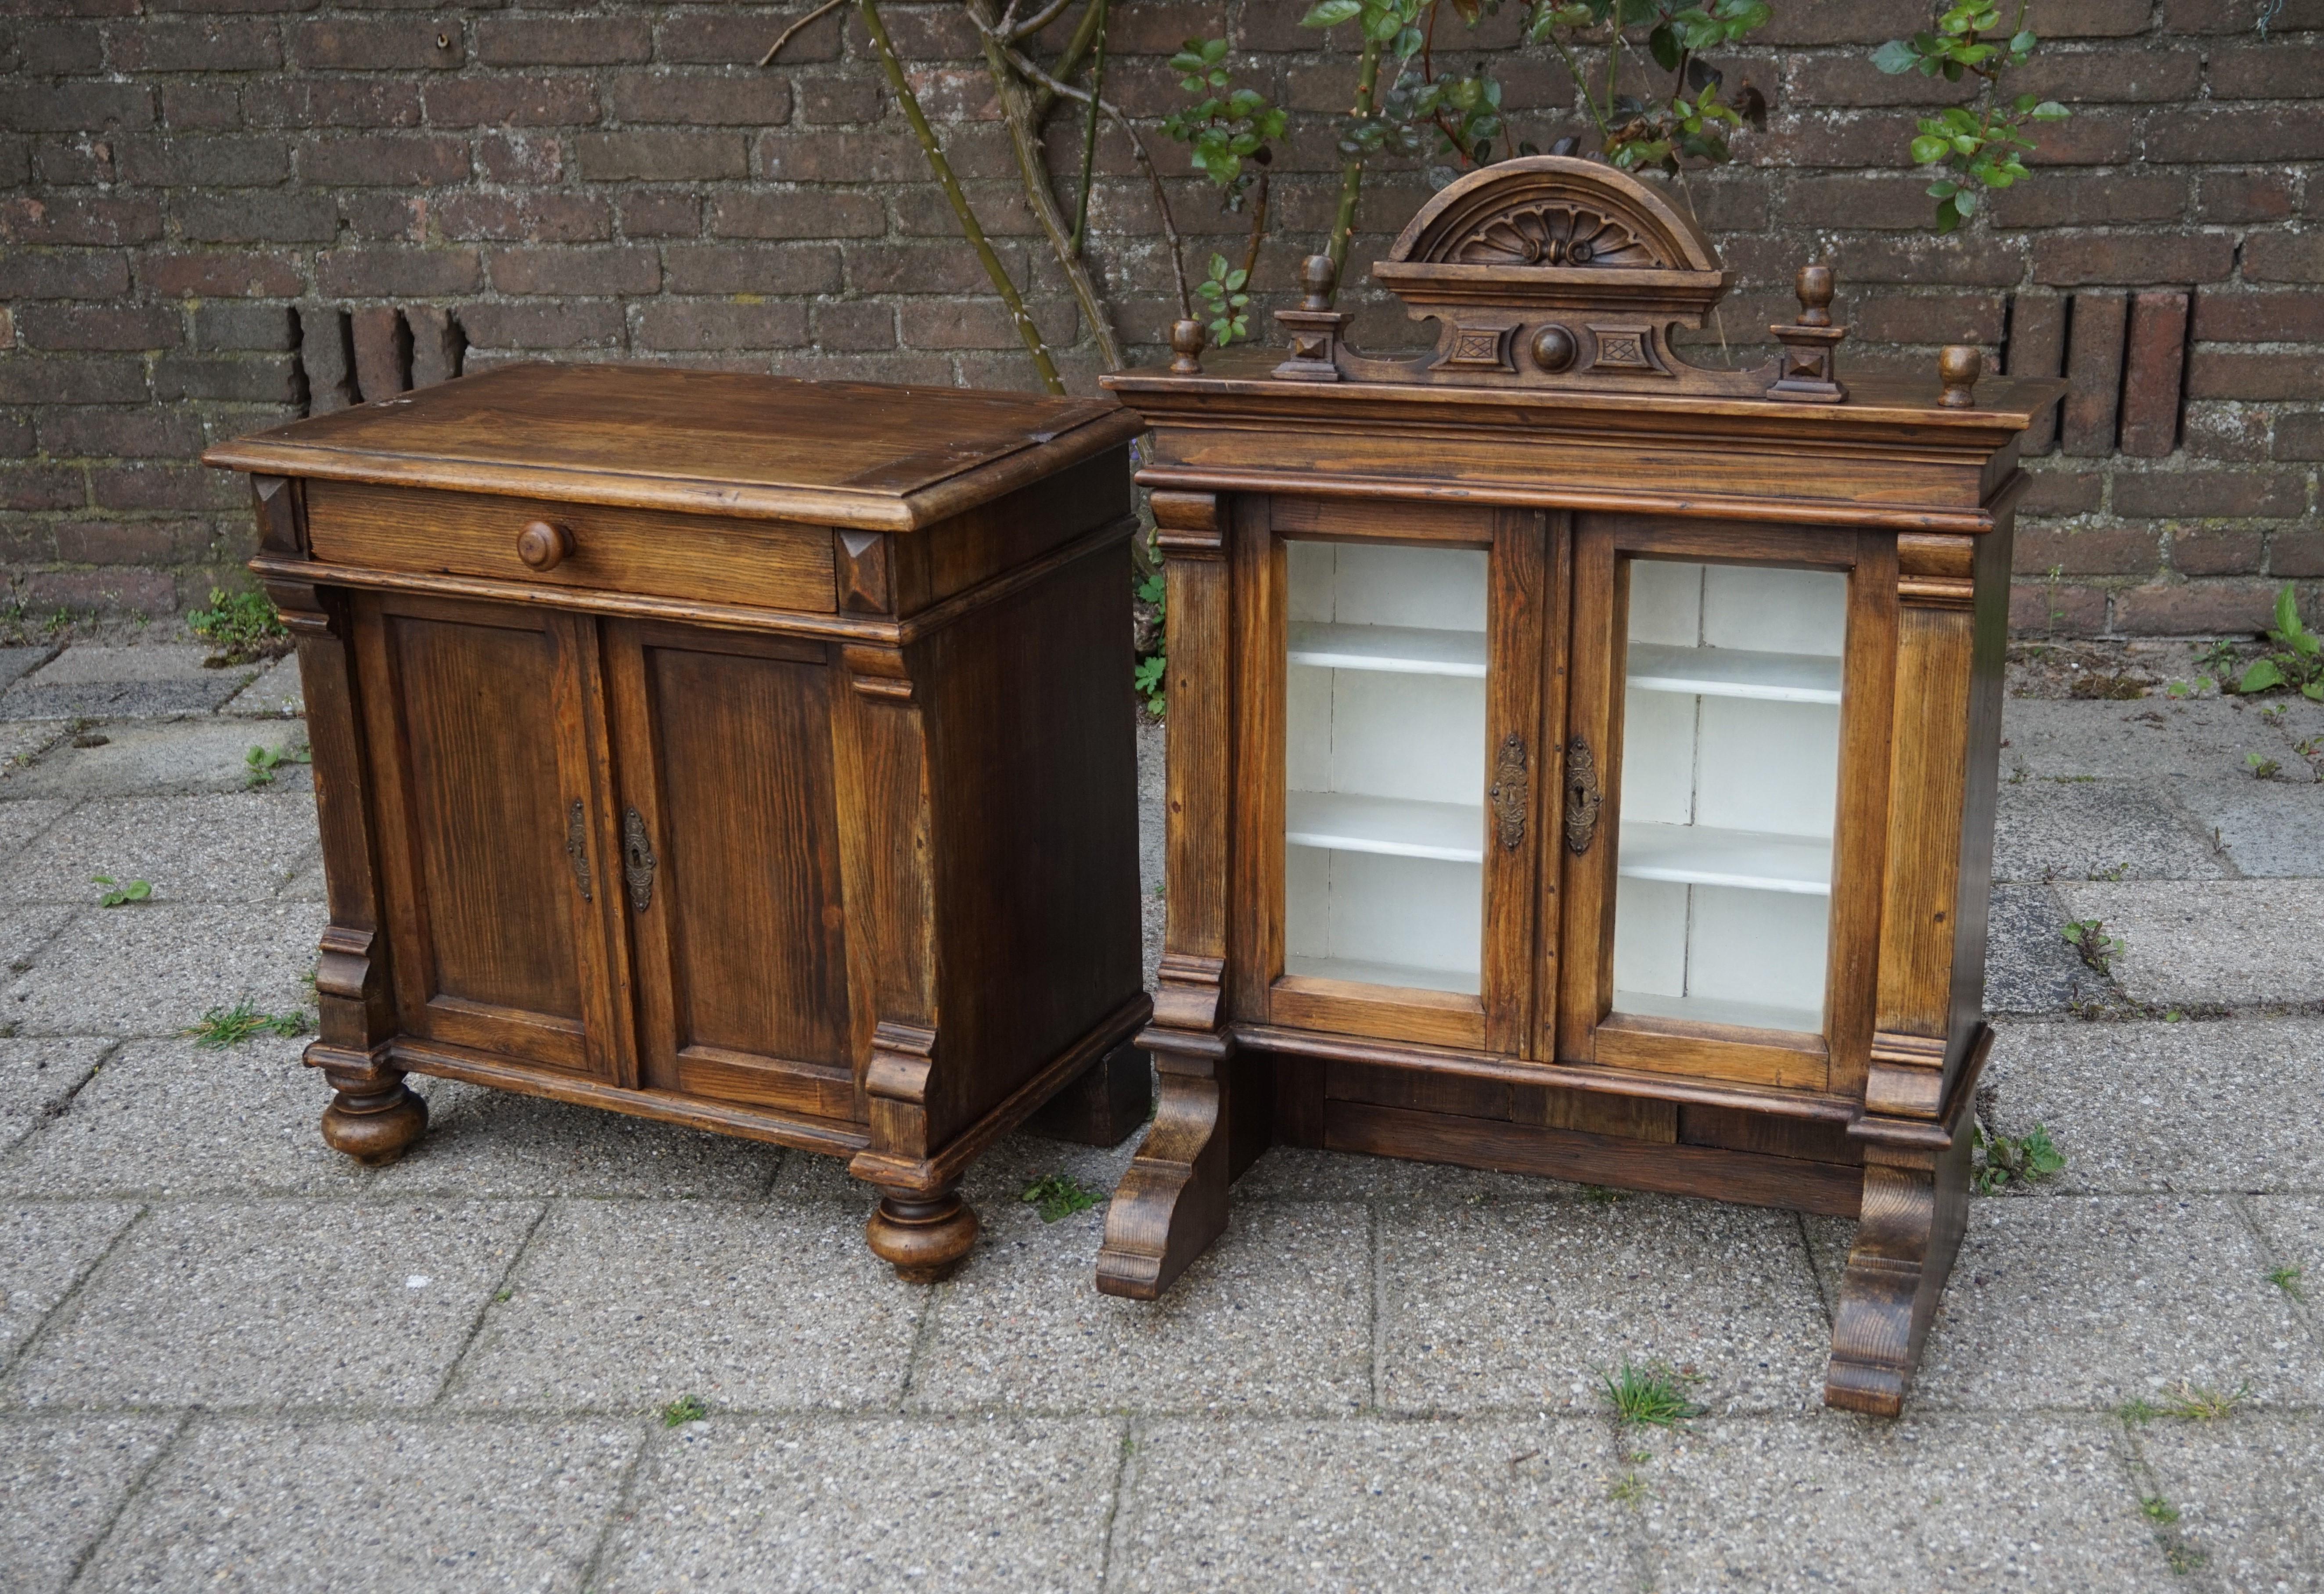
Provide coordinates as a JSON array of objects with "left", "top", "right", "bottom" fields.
[{"left": 305, "top": 479, "right": 836, "bottom": 615}]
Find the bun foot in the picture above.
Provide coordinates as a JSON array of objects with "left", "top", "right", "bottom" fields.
[
  {"left": 866, "top": 1184, "right": 978, "bottom": 1284},
  {"left": 320, "top": 1073, "right": 429, "bottom": 1166}
]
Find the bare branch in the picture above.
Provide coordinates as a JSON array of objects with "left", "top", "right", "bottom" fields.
[
  {"left": 1004, "top": 0, "right": 1077, "bottom": 41},
  {"left": 759, "top": 0, "right": 846, "bottom": 67}
]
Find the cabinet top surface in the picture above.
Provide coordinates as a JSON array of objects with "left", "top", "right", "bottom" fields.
[{"left": 204, "top": 362, "right": 1141, "bottom": 530}]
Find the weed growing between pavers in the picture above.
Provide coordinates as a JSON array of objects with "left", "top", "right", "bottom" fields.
[
  {"left": 2246, "top": 752, "right": 2283, "bottom": 780},
  {"left": 2267, "top": 1264, "right": 2306, "bottom": 1302},
  {"left": 189, "top": 588, "right": 293, "bottom": 668},
  {"left": 661, "top": 1394, "right": 708, "bottom": 1427},
  {"left": 90, "top": 874, "right": 152, "bottom": 907},
  {"left": 1021, "top": 1173, "right": 1104, "bottom": 1222},
  {"left": 245, "top": 740, "right": 312, "bottom": 788},
  {"left": 183, "top": 997, "right": 309, "bottom": 1049},
  {"left": 1971, "top": 1123, "right": 2065, "bottom": 1195},
  {"left": 1602, "top": 1363, "right": 1705, "bottom": 1428},
  {"left": 2120, "top": 1381, "right": 2251, "bottom": 1424},
  {"left": 2061, "top": 918, "right": 2123, "bottom": 976}
]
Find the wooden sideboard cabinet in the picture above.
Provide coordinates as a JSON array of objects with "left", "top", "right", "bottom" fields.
[
  {"left": 205, "top": 363, "right": 1152, "bottom": 1281},
  {"left": 1097, "top": 157, "right": 2063, "bottom": 1414}
]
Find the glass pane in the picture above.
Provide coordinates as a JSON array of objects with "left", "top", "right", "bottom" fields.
[
  {"left": 1284, "top": 540, "right": 1489, "bottom": 995},
  {"left": 1610, "top": 559, "right": 1844, "bottom": 1033}
]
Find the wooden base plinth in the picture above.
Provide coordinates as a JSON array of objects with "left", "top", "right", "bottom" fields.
[
  {"left": 1023, "top": 1036, "right": 1152, "bottom": 1148},
  {"left": 319, "top": 1069, "right": 429, "bottom": 1166},
  {"left": 1095, "top": 1033, "right": 1270, "bottom": 1300},
  {"left": 866, "top": 1185, "right": 979, "bottom": 1284}
]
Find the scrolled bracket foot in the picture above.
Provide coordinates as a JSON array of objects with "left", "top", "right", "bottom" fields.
[{"left": 866, "top": 1184, "right": 979, "bottom": 1284}]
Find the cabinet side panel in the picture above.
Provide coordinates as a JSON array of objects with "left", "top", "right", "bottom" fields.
[
  {"left": 1946, "top": 514, "right": 2012, "bottom": 1083},
  {"left": 922, "top": 537, "right": 1144, "bottom": 1141}
]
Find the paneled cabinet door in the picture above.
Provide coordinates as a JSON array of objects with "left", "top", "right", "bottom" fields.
[
  {"left": 1251, "top": 502, "right": 1556, "bottom": 1056},
  {"left": 1555, "top": 515, "right": 1898, "bottom": 1097},
  {"left": 351, "top": 591, "right": 626, "bottom": 1080},
  {"left": 601, "top": 621, "right": 861, "bottom": 1124}
]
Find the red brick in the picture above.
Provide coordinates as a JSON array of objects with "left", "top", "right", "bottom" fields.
[
  {"left": 0, "top": 357, "right": 147, "bottom": 404},
  {"left": 51, "top": 520, "right": 216, "bottom": 566},
  {"left": 456, "top": 300, "right": 624, "bottom": 350},
  {"left": 632, "top": 301, "right": 809, "bottom": 351},
  {"left": 20, "top": 569, "right": 179, "bottom": 616},
  {"left": 1987, "top": 172, "right": 2187, "bottom": 230},
  {"left": 2170, "top": 526, "right": 2265, "bottom": 576},
  {"left": 795, "top": 76, "right": 884, "bottom": 126},
  {"left": 812, "top": 300, "right": 896, "bottom": 352},
  {"left": 2019, "top": 466, "right": 2103, "bottom": 514},
  {"left": 116, "top": 134, "right": 288, "bottom": 187},
  {"left": 487, "top": 246, "right": 660, "bottom": 297},
  {"left": 9, "top": 22, "right": 105, "bottom": 72},
  {"left": 2196, "top": 169, "right": 2297, "bottom": 224},
  {"left": 89, "top": 462, "right": 210, "bottom": 511},
  {"left": 571, "top": 131, "right": 747, "bottom": 182},
  {"left": 475, "top": 132, "right": 562, "bottom": 184},
  {"left": 2191, "top": 290, "right": 2324, "bottom": 343},
  {"left": 14, "top": 304, "right": 182, "bottom": 352},
  {"left": 2025, "top": 110, "right": 2138, "bottom": 166},
  {"left": 2182, "top": 403, "right": 2271, "bottom": 460},
  {"left": 2244, "top": 234, "right": 2324, "bottom": 286},
  {"left": 1834, "top": 234, "right": 2026, "bottom": 286},
  {"left": 657, "top": 11, "right": 840, "bottom": 66},
  {"left": 2014, "top": 49, "right": 2201, "bottom": 102},
  {"left": 175, "top": 193, "right": 339, "bottom": 244},
  {"left": 158, "top": 83, "right": 241, "bottom": 130},
  {"left": 2013, "top": 524, "right": 2158, "bottom": 575},
  {"left": 709, "top": 190, "right": 885, "bottom": 239},
  {"left": 2188, "top": 351, "right": 2324, "bottom": 401},
  {"left": 107, "top": 17, "right": 281, "bottom": 70},
  {"left": 2008, "top": 292, "right": 2069, "bottom": 451},
  {"left": 661, "top": 244, "right": 841, "bottom": 296},
  {"left": 0, "top": 82, "right": 154, "bottom": 132},
  {"left": 2034, "top": 0, "right": 2159, "bottom": 34},
  {"left": 342, "top": 192, "right": 420, "bottom": 243},
  {"left": 474, "top": 16, "right": 650, "bottom": 66},
  {"left": 0, "top": 464, "right": 88, "bottom": 511},
  {"left": 243, "top": 78, "right": 422, "bottom": 130},
  {"left": 2166, "top": 0, "right": 2324, "bottom": 31},
  {"left": 149, "top": 352, "right": 301, "bottom": 401},
  {"left": 296, "top": 133, "right": 470, "bottom": 186},
  {"left": 1782, "top": 175, "right": 1938, "bottom": 231},
  {"left": 140, "top": 251, "right": 305, "bottom": 297},
  {"left": 757, "top": 130, "right": 931, "bottom": 185},
  {"left": 2009, "top": 580, "right": 2111, "bottom": 633},
  {"left": 2208, "top": 43, "right": 2324, "bottom": 98},
  {"left": 2112, "top": 468, "right": 2306, "bottom": 518},
  {"left": 422, "top": 76, "right": 601, "bottom": 129},
  {"left": 0, "top": 195, "right": 162, "bottom": 246},
  {"left": 2148, "top": 106, "right": 2324, "bottom": 164},
  {"left": 847, "top": 242, "right": 1028, "bottom": 296},
  {"left": 2272, "top": 531, "right": 2324, "bottom": 576},
  {"left": 616, "top": 192, "right": 701, "bottom": 238},
  {"left": 36, "top": 407, "right": 206, "bottom": 457},
  {"left": 2278, "top": 412, "right": 2324, "bottom": 460},
  {"left": 2113, "top": 581, "right": 2285, "bottom": 635},
  {"left": 349, "top": 304, "right": 408, "bottom": 403},
  {"left": 2119, "top": 291, "right": 2190, "bottom": 458},
  {"left": 2061, "top": 291, "right": 2127, "bottom": 457},
  {"left": 2033, "top": 232, "right": 2237, "bottom": 286},
  {"left": 314, "top": 246, "right": 480, "bottom": 297},
  {"left": 608, "top": 72, "right": 791, "bottom": 127},
  {"left": 1850, "top": 293, "right": 2008, "bottom": 345},
  {"left": 436, "top": 192, "right": 610, "bottom": 243},
  {"left": 291, "top": 18, "right": 464, "bottom": 69}
]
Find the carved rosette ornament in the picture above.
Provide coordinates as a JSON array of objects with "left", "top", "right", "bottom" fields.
[{"left": 1270, "top": 154, "right": 1848, "bottom": 403}]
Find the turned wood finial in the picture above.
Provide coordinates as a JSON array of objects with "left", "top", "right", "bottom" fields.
[
  {"left": 1169, "top": 317, "right": 1206, "bottom": 376},
  {"left": 1795, "top": 263, "right": 1836, "bottom": 328},
  {"left": 1298, "top": 253, "right": 1337, "bottom": 312},
  {"left": 1938, "top": 344, "right": 1982, "bottom": 408}
]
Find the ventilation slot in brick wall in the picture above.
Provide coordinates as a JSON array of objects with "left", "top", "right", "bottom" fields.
[
  {"left": 2004, "top": 289, "right": 2191, "bottom": 461},
  {"left": 295, "top": 306, "right": 464, "bottom": 417}
]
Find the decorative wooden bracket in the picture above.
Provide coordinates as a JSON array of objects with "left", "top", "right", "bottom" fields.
[{"left": 1270, "top": 155, "right": 1857, "bottom": 406}]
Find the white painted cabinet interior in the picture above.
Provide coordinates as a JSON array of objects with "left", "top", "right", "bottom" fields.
[
  {"left": 1611, "top": 558, "right": 1846, "bottom": 1033},
  {"left": 1284, "top": 540, "right": 1489, "bottom": 994}
]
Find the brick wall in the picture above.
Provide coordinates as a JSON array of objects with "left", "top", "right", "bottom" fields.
[{"left": 0, "top": 0, "right": 2318, "bottom": 632}]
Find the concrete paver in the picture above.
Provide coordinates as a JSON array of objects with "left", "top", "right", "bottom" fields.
[
  {"left": 5, "top": 1198, "right": 542, "bottom": 1410},
  {"left": 1991, "top": 777, "right": 2230, "bottom": 883},
  {"left": 0, "top": 717, "right": 310, "bottom": 800},
  {"left": 0, "top": 1202, "right": 141, "bottom": 1366},
  {"left": 0, "top": 1415, "right": 180, "bottom": 1594},
  {"left": 1983, "top": 883, "right": 2108, "bottom": 1014},
  {"left": 2057, "top": 878, "right": 2324, "bottom": 1006},
  {"left": 0, "top": 904, "right": 73, "bottom": 985},
  {"left": 2164, "top": 775, "right": 2324, "bottom": 878},
  {"left": 0, "top": 645, "right": 253, "bottom": 721},
  {"left": 0, "top": 792, "right": 319, "bottom": 904},
  {"left": 219, "top": 651, "right": 304, "bottom": 718},
  {"left": 2133, "top": 1412, "right": 2324, "bottom": 1588},
  {"left": 0, "top": 1036, "right": 109, "bottom": 1152},
  {"left": 1111, "top": 1417, "right": 1631, "bottom": 1592},
  {"left": 0, "top": 796, "right": 70, "bottom": 865},
  {"left": 0, "top": 647, "right": 58, "bottom": 694},
  {"left": 598, "top": 1417, "right": 1121, "bottom": 1594},
  {"left": 2001, "top": 696, "right": 2316, "bottom": 783},
  {"left": 1, "top": 900, "right": 322, "bottom": 1037},
  {"left": 0, "top": 720, "right": 63, "bottom": 778},
  {"left": 79, "top": 1416, "right": 640, "bottom": 1594}
]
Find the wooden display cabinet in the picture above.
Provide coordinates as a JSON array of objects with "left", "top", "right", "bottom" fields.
[
  {"left": 1098, "top": 157, "right": 2061, "bottom": 1414},
  {"left": 205, "top": 364, "right": 1151, "bottom": 1282}
]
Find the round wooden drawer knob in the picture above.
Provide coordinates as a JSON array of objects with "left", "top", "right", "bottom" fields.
[{"left": 517, "top": 520, "right": 574, "bottom": 571}]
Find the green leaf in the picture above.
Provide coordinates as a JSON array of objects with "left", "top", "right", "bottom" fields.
[
  {"left": 2009, "top": 27, "right": 2037, "bottom": 52},
  {"left": 1910, "top": 134, "right": 1950, "bottom": 164},
  {"left": 1935, "top": 194, "right": 1962, "bottom": 232},
  {"left": 1649, "top": 21, "right": 1680, "bottom": 69},
  {"left": 1302, "top": 0, "right": 1362, "bottom": 26},
  {"left": 2029, "top": 99, "right": 2070, "bottom": 120},
  {"left": 2303, "top": 681, "right": 2324, "bottom": 702},
  {"left": 1871, "top": 38, "right": 1919, "bottom": 72},
  {"left": 2237, "top": 658, "right": 2287, "bottom": 693}
]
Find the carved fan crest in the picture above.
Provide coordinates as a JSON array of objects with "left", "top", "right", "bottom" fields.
[{"left": 1457, "top": 205, "right": 1651, "bottom": 269}]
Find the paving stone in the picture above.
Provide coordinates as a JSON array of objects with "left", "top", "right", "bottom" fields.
[
  {"left": 0, "top": 645, "right": 253, "bottom": 720},
  {"left": 0, "top": 1415, "right": 180, "bottom": 1594},
  {"left": 0, "top": 904, "right": 73, "bottom": 987},
  {"left": 448, "top": 1197, "right": 923, "bottom": 1414},
  {"left": 2000, "top": 697, "right": 2314, "bottom": 783},
  {"left": 1111, "top": 1417, "right": 1632, "bottom": 1592},
  {"left": 1984, "top": 883, "right": 2112, "bottom": 1015},
  {"left": 79, "top": 1416, "right": 639, "bottom": 1594},
  {"left": 2247, "top": 1195, "right": 2324, "bottom": 1301},
  {"left": 5, "top": 1198, "right": 540, "bottom": 1410},
  {"left": 0, "top": 1036, "right": 110, "bottom": 1153},
  {"left": 0, "top": 717, "right": 311, "bottom": 800},
  {"left": 1915, "top": 1195, "right": 2320, "bottom": 1410},
  {"left": 914, "top": 1200, "right": 1371, "bottom": 1417},
  {"left": 2164, "top": 776, "right": 2324, "bottom": 878},
  {"left": 1633, "top": 1413, "right": 2170, "bottom": 1593},
  {"left": 1381, "top": 1193, "right": 1831, "bottom": 1416},
  {"left": 2056, "top": 879, "right": 2324, "bottom": 1007},
  {"left": 0, "top": 646, "right": 58, "bottom": 694},
  {"left": 0, "top": 797, "right": 70, "bottom": 867},
  {"left": 0, "top": 901, "right": 322, "bottom": 1037},
  {"left": 367, "top": 1080, "right": 781, "bottom": 1202},
  {"left": 1987, "top": 1018, "right": 2324, "bottom": 1193},
  {"left": 0, "top": 720, "right": 64, "bottom": 779},
  {"left": 219, "top": 651, "right": 305, "bottom": 718},
  {"left": 2130, "top": 1413, "right": 2324, "bottom": 1590},
  {"left": 0, "top": 1202, "right": 141, "bottom": 1367},
  {"left": 1990, "top": 778, "right": 2227, "bottom": 883},
  {"left": 955, "top": 1123, "right": 1143, "bottom": 1214},
  {"left": 0, "top": 792, "right": 319, "bottom": 905},
  {"left": 1135, "top": 712, "right": 1162, "bottom": 897},
  {"left": 599, "top": 1416, "right": 1120, "bottom": 1593},
  {"left": 0, "top": 1037, "right": 366, "bottom": 1198}
]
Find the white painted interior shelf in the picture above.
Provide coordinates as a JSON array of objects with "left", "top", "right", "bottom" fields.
[
  {"left": 1285, "top": 790, "right": 1484, "bottom": 864},
  {"left": 1289, "top": 622, "right": 1488, "bottom": 678},
  {"left": 1626, "top": 642, "right": 1842, "bottom": 705},
  {"left": 1613, "top": 988, "right": 1824, "bottom": 1034},
  {"left": 1287, "top": 955, "right": 1481, "bottom": 994},
  {"left": 1618, "top": 821, "right": 1832, "bottom": 896}
]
